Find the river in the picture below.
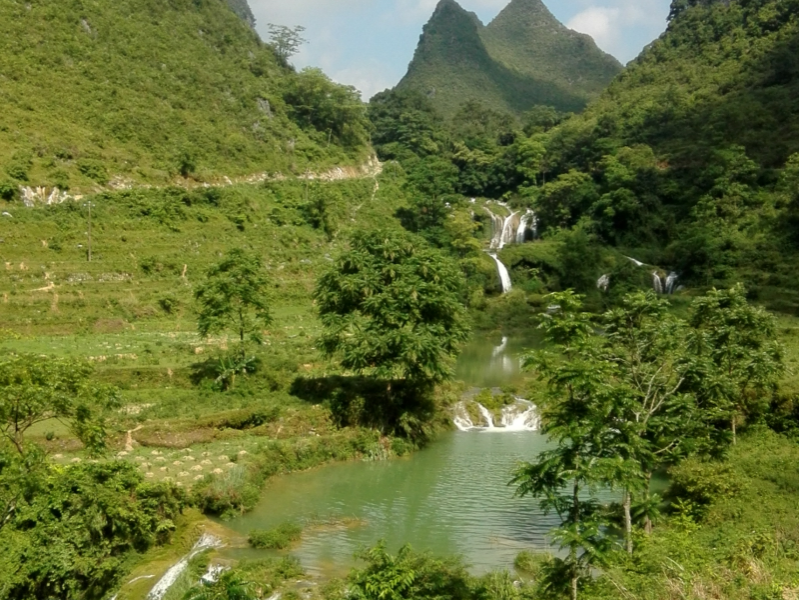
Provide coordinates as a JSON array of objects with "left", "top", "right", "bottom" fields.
[{"left": 221, "top": 333, "right": 558, "bottom": 576}]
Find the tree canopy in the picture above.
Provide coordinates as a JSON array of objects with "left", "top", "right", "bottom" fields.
[{"left": 314, "top": 229, "right": 471, "bottom": 386}]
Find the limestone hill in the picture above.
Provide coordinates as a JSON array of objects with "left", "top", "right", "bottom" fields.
[
  {"left": 0, "top": 0, "right": 369, "bottom": 192},
  {"left": 395, "top": 0, "right": 621, "bottom": 118}
]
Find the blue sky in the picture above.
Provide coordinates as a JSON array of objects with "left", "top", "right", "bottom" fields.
[{"left": 249, "top": 0, "right": 672, "bottom": 100}]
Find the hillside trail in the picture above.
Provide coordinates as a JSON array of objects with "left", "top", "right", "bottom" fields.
[{"left": 17, "top": 155, "right": 383, "bottom": 207}]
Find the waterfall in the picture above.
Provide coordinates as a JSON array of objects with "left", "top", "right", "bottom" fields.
[
  {"left": 489, "top": 254, "right": 512, "bottom": 293},
  {"left": 453, "top": 399, "right": 539, "bottom": 432},
  {"left": 665, "top": 272, "right": 679, "bottom": 295},
  {"left": 652, "top": 272, "right": 663, "bottom": 295},
  {"left": 515, "top": 209, "right": 536, "bottom": 243},
  {"left": 146, "top": 534, "right": 223, "bottom": 600},
  {"left": 625, "top": 256, "right": 646, "bottom": 267},
  {"left": 597, "top": 274, "right": 610, "bottom": 292},
  {"left": 484, "top": 207, "right": 505, "bottom": 250},
  {"left": 492, "top": 336, "right": 509, "bottom": 358},
  {"left": 499, "top": 212, "right": 518, "bottom": 249}
]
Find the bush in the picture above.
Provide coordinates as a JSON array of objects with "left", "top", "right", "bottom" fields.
[
  {"left": 77, "top": 159, "right": 109, "bottom": 184},
  {"left": 0, "top": 179, "right": 17, "bottom": 200},
  {"left": 248, "top": 521, "right": 303, "bottom": 549}
]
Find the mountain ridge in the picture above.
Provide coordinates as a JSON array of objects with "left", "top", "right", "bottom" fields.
[{"left": 395, "top": 0, "right": 622, "bottom": 118}]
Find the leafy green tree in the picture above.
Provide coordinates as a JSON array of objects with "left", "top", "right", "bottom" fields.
[
  {"left": 687, "top": 284, "right": 783, "bottom": 445},
  {"left": 283, "top": 68, "right": 369, "bottom": 148},
  {"left": 0, "top": 462, "right": 184, "bottom": 600},
  {"left": 195, "top": 248, "right": 272, "bottom": 371},
  {"left": 513, "top": 292, "right": 617, "bottom": 599},
  {"left": 0, "top": 354, "right": 119, "bottom": 456},
  {"left": 266, "top": 24, "right": 307, "bottom": 63},
  {"left": 600, "top": 291, "right": 697, "bottom": 549},
  {"left": 315, "top": 229, "right": 470, "bottom": 388},
  {"left": 348, "top": 542, "right": 472, "bottom": 600}
]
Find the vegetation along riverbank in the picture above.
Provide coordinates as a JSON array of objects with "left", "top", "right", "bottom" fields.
[{"left": 3, "top": 0, "right": 799, "bottom": 598}]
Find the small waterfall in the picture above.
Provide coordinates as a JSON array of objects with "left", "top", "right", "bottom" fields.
[
  {"left": 146, "top": 534, "right": 223, "bottom": 600},
  {"left": 499, "top": 212, "right": 518, "bottom": 249},
  {"left": 484, "top": 207, "right": 505, "bottom": 250},
  {"left": 453, "top": 400, "right": 539, "bottom": 432},
  {"left": 515, "top": 209, "right": 536, "bottom": 243},
  {"left": 625, "top": 256, "right": 646, "bottom": 267},
  {"left": 652, "top": 272, "right": 663, "bottom": 295},
  {"left": 665, "top": 272, "right": 679, "bottom": 295},
  {"left": 492, "top": 336, "right": 509, "bottom": 358},
  {"left": 478, "top": 404, "right": 496, "bottom": 428},
  {"left": 489, "top": 254, "right": 512, "bottom": 294},
  {"left": 597, "top": 274, "right": 610, "bottom": 292}
]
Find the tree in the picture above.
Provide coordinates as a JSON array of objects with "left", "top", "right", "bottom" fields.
[
  {"left": 195, "top": 248, "right": 272, "bottom": 362},
  {"left": 314, "top": 229, "right": 470, "bottom": 388},
  {"left": 600, "top": 291, "right": 697, "bottom": 550},
  {"left": 686, "top": 284, "right": 783, "bottom": 445},
  {"left": 513, "top": 292, "right": 617, "bottom": 600},
  {"left": 266, "top": 24, "right": 306, "bottom": 63},
  {"left": 0, "top": 354, "right": 119, "bottom": 456}
]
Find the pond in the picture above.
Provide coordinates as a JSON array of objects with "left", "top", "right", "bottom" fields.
[
  {"left": 221, "top": 332, "right": 562, "bottom": 576},
  {"left": 221, "top": 430, "right": 557, "bottom": 576}
]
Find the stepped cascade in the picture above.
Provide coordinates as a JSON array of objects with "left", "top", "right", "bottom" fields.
[
  {"left": 484, "top": 203, "right": 536, "bottom": 294},
  {"left": 453, "top": 399, "right": 540, "bottom": 432}
]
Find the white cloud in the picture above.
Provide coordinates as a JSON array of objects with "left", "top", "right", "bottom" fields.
[
  {"left": 567, "top": 0, "right": 668, "bottom": 61},
  {"left": 567, "top": 7, "right": 620, "bottom": 51}
]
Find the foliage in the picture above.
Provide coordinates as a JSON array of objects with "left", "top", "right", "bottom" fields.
[
  {"left": 348, "top": 542, "right": 473, "bottom": 600},
  {"left": 248, "top": 521, "right": 302, "bottom": 549},
  {"left": 182, "top": 571, "right": 257, "bottom": 600},
  {"left": 267, "top": 24, "right": 307, "bottom": 63},
  {"left": 0, "top": 461, "right": 185, "bottom": 600},
  {"left": 0, "top": 354, "right": 120, "bottom": 455},
  {"left": 0, "top": 0, "right": 368, "bottom": 188},
  {"left": 195, "top": 248, "right": 272, "bottom": 358},
  {"left": 315, "top": 228, "right": 471, "bottom": 386}
]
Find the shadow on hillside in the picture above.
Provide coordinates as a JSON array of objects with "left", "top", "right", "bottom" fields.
[{"left": 290, "top": 375, "right": 436, "bottom": 438}]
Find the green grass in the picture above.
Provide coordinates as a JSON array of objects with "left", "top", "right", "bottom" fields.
[
  {"left": 248, "top": 521, "right": 303, "bottom": 550},
  {"left": 0, "top": 0, "right": 368, "bottom": 191}
]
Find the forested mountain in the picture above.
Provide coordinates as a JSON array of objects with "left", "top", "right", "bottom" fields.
[
  {"left": 534, "top": 0, "right": 799, "bottom": 307},
  {"left": 0, "top": 0, "right": 369, "bottom": 191},
  {"left": 395, "top": 0, "right": 621, "bottom": 117}
]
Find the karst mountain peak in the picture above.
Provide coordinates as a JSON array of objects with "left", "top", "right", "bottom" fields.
[{"left": 396, "top": 0, "right": 622, "bottom": 118}]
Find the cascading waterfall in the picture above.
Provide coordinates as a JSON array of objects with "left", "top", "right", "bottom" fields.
[
  {"left": 146, "top": 534, "right": 223, "bottom": 600},
  {"left": 652, "top": 271, "right": 679, "bottom": 295},
  {"left": 453, "top": 399, "right": 539, "bottom": 432},
  {"left": 489, "top": 254, "right": 512, "bottom": 293},
  {"left": 597, "top": 274, "right": 610, "bottom": 292},
  {"left": 515, "top": 209, "right": 537, "bottom": 243}
]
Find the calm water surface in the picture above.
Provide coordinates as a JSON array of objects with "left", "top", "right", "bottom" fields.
[
  {"left": 222, "top": 431, "right": 556, "bottom": 575},
  {"left": 221, "top": 334, "right": 559, "bottom": 575}
]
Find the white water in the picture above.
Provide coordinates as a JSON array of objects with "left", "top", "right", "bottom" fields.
[
  {"left": 491, "top": 336, "right": 509, "bottom": 358},
  {"left": 489, "top": 254, "right": 512, "bottom": 293},
  {"left": 146, "top": 533, "right": 223, "bottom": 600},
  {"left": 597, "top": 274, "right": 610, "bottom": 292},
  {"left": 515, "top": 209, "right": 537, "bottom": 243},
  {"left": 453, "top": 400, "right": 539, "bottom": 432}
]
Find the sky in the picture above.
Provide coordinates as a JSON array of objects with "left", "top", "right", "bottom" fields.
[{"left": 249, "top": 0, "right": 672, "bottom": 100}]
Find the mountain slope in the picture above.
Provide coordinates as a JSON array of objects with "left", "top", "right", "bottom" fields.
[
  {"left": 395, "top": 0, "right": 621, "bottom": 118},
  {"left": 533, "top": 0, "right": 799, "bottom": 306},
  {"left": 0, "top": 0, "right": 368, "bottom": 191},
  {"left": 482, "top": 0, "right": 621, "bottom": 99}
]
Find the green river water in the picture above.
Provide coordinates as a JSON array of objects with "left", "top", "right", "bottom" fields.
[{"left": 221, "top": 334, "right": 560, "bottom": 576}]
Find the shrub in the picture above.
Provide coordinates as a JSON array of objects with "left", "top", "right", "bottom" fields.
[
  {"left": 77, "top": 159, "right": 108, "bottom": 184},
  {"left": 248, "top": 521, "right": 303, "bottom": 549},
  {"left": 0, "top": 179, "right": 17, "bottom": 200}
]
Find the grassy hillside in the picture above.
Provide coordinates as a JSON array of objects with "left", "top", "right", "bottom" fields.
[
  {"left": 395, "top": 0, "right": 621, "bottom": 118},
  {"left": 0, "top": 0, "right": 369, "bottom": 192}
]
